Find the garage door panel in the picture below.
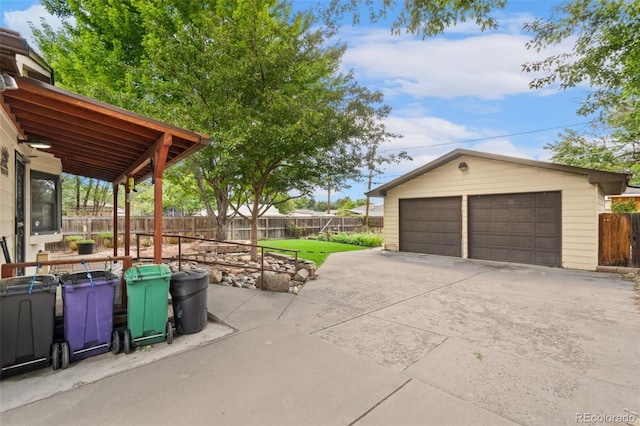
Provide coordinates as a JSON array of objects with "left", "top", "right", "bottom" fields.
[
  {"left": 535, "top": 236, "right": 558, "bottom": 250},
  {"left": 491, "top": 209, "right": 511, "bottom": 220},
  {"left": 400, "top": 197, "right": 462, "bottom": 257},
  {"left": 513, "top": 208, "right": 534, "bottom": 220},
  {"left": 469, "top": 192, "right": 561, "bottom": 267},
  {"left": 536, "top": 208, "right": 557, "bottom": 220},
  {"left": 490, "top": 248, "right": 511, "bottom": 259},
  {"left": 512, "top": 236, "right": 533, "bottom": 248},
  {"left": 512, "top": 222, "right": 535, "bottom": 234},
  {"left": 512, "top": 250, "right": 534, "bottom": 263},
  {"left": 491, "top": 222, "right": 511, "bottom": 233},
  {"left": 536, "top": 223, "right": 558, "bottom": 234}
]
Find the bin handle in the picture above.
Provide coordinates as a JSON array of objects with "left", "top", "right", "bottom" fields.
[
  {"left": 81, "top": 259, "right": 94, "bottom": 287},
  {"left": 135, "top": 266, "right": 143, "bottom": 280},
  {"left": 28, "top": 261, "right": 41, "bottom": 294}
]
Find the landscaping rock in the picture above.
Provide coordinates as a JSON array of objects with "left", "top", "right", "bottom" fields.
[
  {"left": 293, "top": 268, "right": 309, "bottom": 282},
  {"left": 209, "top": 269, "right": 223, "bottom": 283},
  {"left": 257, "top": 271, "right": 291, "bottom": 292},
  {"left": 165, "top": 245, "right": 315, "bottom": 294}
]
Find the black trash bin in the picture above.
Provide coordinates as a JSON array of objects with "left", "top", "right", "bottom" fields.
[
  {"left": 1, "top": 274, "right": 58, "bottom": 379},
  {"left": 169, "top": 269, "right": 209, "bottom": 334}
]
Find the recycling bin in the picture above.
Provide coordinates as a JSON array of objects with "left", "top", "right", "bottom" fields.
[
  {"left": 170, "top": 269, "right": 209, "bottom": 334},
  {"left": 122, "top": 264, "right": 172, "bottom": 353},
  {"left": 0, "top": 274, "right": 57, "bottom": 379},
  {"left": 58, "top": 270, "right": 119, "bottom": 366}
]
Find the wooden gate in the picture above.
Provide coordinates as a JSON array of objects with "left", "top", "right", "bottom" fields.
[{"left": 599, "top": 213, "right": 640, "bottom": 267}]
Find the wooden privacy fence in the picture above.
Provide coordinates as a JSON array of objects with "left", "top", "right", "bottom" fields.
[
  {"left": 599, "top": 213, "right": 640, "bottom": 267},
  {"left": 46, "top": 215, "right": 383, "bottom": 251}
]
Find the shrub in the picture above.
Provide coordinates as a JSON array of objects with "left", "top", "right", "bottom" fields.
[
  {"left": 287, "top": 222, "right": 307, "bottom": 239},
  {"left": 329, "top": 232, "right": 383, "bottom": 247},
  {"left": 78, "top": 239, "right": 95, "bottom": 244},
  {"left": 611, "top": 199, "right": 638, "bottom": 213},
  {"left": 316, "top": 232, "right": 330, "bottom": 242},
  {"left": 99, "top": 231, "right": 114, "bottom": 239},
  {"left": 65, "top": 235, "right": 83, "bottom": 242}
]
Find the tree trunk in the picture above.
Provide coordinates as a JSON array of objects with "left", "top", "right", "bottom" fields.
[
  {"left": 250, "top": 213, "right": 259, "bottom": 261},
  {"left": 364, "top": 168, "right": 374, "bottom": 230},
  {"left": 214, "top": 219, "right": 229, "bottom": 241},
  {"left": 250, "top": 198, "right": 260, "bottom": 261},
  {"left": 211, "top": 191, "right": 230, "bottom": 240}
]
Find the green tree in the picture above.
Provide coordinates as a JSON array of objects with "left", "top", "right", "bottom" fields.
[
  {"left": 293, "top": 196, "right": 315, "bottom": 210},
  {"left": 321, "top": 0, "right": 506, "bottom": 39},
  {"left": 543, "top": 128, "right": 639, "bottom": 185},
  {"left": 33, "top": 0, "right": 148, "bottom": 110},
  {"left": 523, "top": 0, "right": 640, "bottom": 183},
  {"left": 611, "top": 199, "right": 638, "bottom": 213},
  {"left": 61, "top": 174, "right": 113, "bottom": 215},
  {"left": 544, "top": 129, "right": 620, "bottom": 172},
  {"left": 135, "top": 0, "right": 395, "bottom": 258},
  {"left": 314, "top": 201, "right": 328, "bottom": 213}
]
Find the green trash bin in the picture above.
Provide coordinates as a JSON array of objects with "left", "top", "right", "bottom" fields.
[{"left": 122, "top": 264, "right": 172, "bottom": 353}]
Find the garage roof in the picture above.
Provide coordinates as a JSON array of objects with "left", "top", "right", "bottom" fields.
[{"left": 368, "top": 149, "right": 631, "bottom": 197}]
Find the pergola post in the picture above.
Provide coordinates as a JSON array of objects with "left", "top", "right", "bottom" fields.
[
  {"left": 153, "top": 133, "right": 172, "bottom": 264},
  {"left": 112, "top": 183, "right": 119, "bottom": 257},
  {"left": 124, "top": 180, "right": 131, "bottom": 257}
]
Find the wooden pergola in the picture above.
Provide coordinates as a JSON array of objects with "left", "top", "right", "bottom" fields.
[{"left": 1, "top": 76, "right": 209, "bottom": 264}]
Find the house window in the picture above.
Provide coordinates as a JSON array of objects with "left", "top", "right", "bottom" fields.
[{"left": 30, "top": 170, "right": 61, "bottom": 235}]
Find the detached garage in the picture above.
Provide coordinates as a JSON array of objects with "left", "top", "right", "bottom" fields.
[{"left": 367, "top": 149, "right": 629, "bottom": 271}]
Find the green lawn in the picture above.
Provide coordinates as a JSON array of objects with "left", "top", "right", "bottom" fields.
[{"left": 258, "top": 239, "right": 368, "bottom": 267}]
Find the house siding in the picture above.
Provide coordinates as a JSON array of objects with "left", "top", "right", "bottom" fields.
[
  {"left": 382, "top": 155, "right": 602, "bottom": 271},
  {"left": 0, "top": 112, "right": 16, "bottom": 266},
  {"left": 1, "top": 108, "right": 62, "bottom": 274}
]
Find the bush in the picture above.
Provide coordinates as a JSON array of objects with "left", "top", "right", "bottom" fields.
[
  {"left": 611, "top": 199, "right": 638, "bottom": 213},
  {"left": 99, "top": 231, "right": 114, "bottom": 239},
  {"left": 287, "top": 222, "right": 307, "bottom": 239},
  {"left": 65, "top": 235, "right": 83, "bottom": 242},
  {"left": 329, "top": 232, "right": 383, "bottom": 247}
]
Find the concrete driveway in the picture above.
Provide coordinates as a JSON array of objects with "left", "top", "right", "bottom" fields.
[
  {"left": 281, "top": 249, "right": 640, "bottom": 425},
  {"left": 1, "top": 249, "right": 638, "bottom": 425}
]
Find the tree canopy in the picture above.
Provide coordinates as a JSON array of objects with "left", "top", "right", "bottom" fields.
[
  {"left": 523, "top": 0, "right": 639, "bottom": 183},
  {"left": 33, "top": 0, "right": 401, "bottom": 255},
  {"left": 321, "top": 0, "right": 507, "bottom": 38}
]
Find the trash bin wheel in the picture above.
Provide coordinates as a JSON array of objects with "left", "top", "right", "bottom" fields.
[
  {"left": 166, "top": 321, "right": 173, "bottom": 345},
  {"left": 51, "top": 342, "right": 60, "bottom": 371},
  {"left": 111, "top": 330, "right": 121, "bottom": 354},
  {"left": 123, "top": 329, "right": 131, "bottom": 354},
  {"left": 61, "top": 342, "right": 70, "bottom": 369}
]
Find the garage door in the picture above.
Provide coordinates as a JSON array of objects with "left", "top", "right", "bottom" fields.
[
  {"left": 468, "top": 192, "right": 561, "bottom": 266},
  {"left": 399, "top": 197, "right": 462, "bottom": 257}
]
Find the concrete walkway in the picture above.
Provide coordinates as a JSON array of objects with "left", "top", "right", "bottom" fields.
[{"left": 2, "top": 249, "right": 639, "bottom": 425}]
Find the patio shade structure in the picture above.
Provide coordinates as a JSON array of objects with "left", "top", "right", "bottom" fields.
[{"left": 1, "top": 69, "right": 209, "bottom": 263}]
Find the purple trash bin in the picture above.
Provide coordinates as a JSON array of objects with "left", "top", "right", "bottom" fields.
[{"left": 59, "top": 270, "right": 119, "bottom": 365}]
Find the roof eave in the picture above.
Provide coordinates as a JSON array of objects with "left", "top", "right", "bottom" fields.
[{"left": 366, "top": 148, "right": 631, "bottom": 197}]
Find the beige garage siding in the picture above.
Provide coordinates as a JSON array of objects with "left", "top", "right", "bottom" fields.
[{"left": 382, "top": 155, "right": 601, "bottom": 270}]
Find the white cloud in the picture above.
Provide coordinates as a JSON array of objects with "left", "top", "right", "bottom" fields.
[
  {"left": 3, "top": 5, "right": 70, "bottom": 51},
  {"left": 340, "top": 28, "right": 573, "bottom": 100}
]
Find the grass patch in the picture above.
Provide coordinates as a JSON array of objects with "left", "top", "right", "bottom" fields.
[{"left": 259, "top": 239, "right": 368, "bottom": 267}]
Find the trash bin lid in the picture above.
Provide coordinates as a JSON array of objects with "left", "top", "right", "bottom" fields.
[
  {"left": 58, "top": 270, "right": 119, "bottom": 287},
  {"left": 0, "top": 274, "right": 58, "bottom": 295},
  {"left": 170, "top": 269, "right": 209, "bottom": 297},
  {"left": 124, "top": 264, "right": 171, "bottom": 283}
]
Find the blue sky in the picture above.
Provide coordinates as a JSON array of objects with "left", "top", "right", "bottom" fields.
[{"left": 1, "top": 1, "right": 589, "bottom": 203}]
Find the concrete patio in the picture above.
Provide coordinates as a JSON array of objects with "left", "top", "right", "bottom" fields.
[{"left": 1, "top": 249, "right": 639, "bottom": 425}]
